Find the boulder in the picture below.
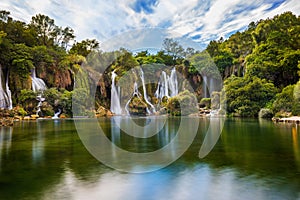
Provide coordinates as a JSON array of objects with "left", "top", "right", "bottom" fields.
[{"left": 128, "top": 96, "right": 148, "bottom": 116}]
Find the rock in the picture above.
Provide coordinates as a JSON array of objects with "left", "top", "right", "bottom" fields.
[
  {"left": 167, "top": 90, "right": 198, "bottom": 116},
  {"left": 41, "top": 102, "right": 54, "bottom": 116},
  {"left": 60, "top": 114, "right": 67, "bottom": 118},
  {"left": 0, "top": 117, "right": 14, "bottom": 126},
  {"left": 24, "top": 116, "right": 31, "bottom": 120},
  {"left": 106, "top": 110, "right": 113, "bottom": 117},
  {"left": 31, "top": 114, "right": 39, "bottom": 119},
  {"left": 96, "top": 106, "right": 107, "bottom": 117},
  {"left": 259, "top": 108, "right": 273, "bottom": 118},
  {"left": 128, "top": 95, "right": 148, "bottom": 116},
  {"left": 14, "top": 116, "right": 23, "bottom": 121}
]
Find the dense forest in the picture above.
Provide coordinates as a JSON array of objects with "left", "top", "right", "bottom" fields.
[{"left": 0, "top": 10, "right": 299, "bottom": 119}]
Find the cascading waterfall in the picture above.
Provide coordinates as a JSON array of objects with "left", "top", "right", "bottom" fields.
[
  {"left": 203, "top": 75, "right": 208, "bottom": 98},
  {"left": 110, "top": 71, "right": 122, "bottom": 115},
  {"left": 5, "top": 72, "right": 12, "bottom": 110},
  {"left": 155, "top": 68, "right": 178, "bottom": 99},
  {"left": 169, "top": 68, "right": 178, "bottom": 97},
  {"left": 52, "top": 109, "right": 61, "bottom": 119},
  {"left": 139, "top": 68, "right": 156, "bottom": 113},
  {"left": 0, "top": 67, "right": 13, "bottom": 110},
  {"left": 112, "top": 67, "right": 179, "bottom": 115},
  {"left": 31, "top": 68, "right": 47, "bottom": 92},
  {"left": 31, "top": 68, "right": 47, "bottom": 116}
]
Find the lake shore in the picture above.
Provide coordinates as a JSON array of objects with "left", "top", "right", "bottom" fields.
[{"left": 272, "top": 116, "right": 300, "bottom": 124}]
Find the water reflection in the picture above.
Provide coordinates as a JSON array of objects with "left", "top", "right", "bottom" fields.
[
  {"left": 32, "top": 121, "right": 45, "bottom": 164},
  {"left": 292, "top": 125, "right": 300, "bottom": 170},
  {"left": 0, "top": 126, "right": 12, "bottom": 170},
  {"left": 0, "top": 119, "right": 300, "bottom": 199}
]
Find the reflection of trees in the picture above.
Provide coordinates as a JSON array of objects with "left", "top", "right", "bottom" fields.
[
  {"left": 0, "top": 121, "right": 107, "bottom": 199},
  {"left": 219, "top": 119, "right": 299, "bottom": 177}
]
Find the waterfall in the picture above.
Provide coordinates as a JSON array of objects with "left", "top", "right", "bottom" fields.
[
  {"left": 31, "top": 68, "right": 47, "bottom": 116},
  {"left": 5, "top": 72, "right": 12, "bottom": 110},
  {"left": 139, "top": 68, "right": 156, "bottom": 113},
  {"left": 155, "top": 68, "right": 179, "bottom": 100},
  {"left": 52, "top": 109, "right": 61, "bottom": 119},
  {"left": 169, "top": 68, "right": 178, "bottom": 97},
  {"left": 203, "top": 75, "right": 208, "bottom": 98},
  {"left": 110, "top": 71, "right": 122, "bottom": 115},
  {"left": 0, "top": 67, "right": 13, "bottom": 110},
  {"left": 31, "top": 68, "right": 47, "bottom": 92}
]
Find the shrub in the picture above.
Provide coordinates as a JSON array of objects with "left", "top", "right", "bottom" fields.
[
  {"left": 167, "top": 90, "right": 198, "bottom": 116},
  {"left": 259, "top": 108, "right": 273, "bottom": 118},
  {"left": 199, "top": 98, "right": 211, "bottom": 108}
]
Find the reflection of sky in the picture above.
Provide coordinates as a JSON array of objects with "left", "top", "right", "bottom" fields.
[
  {"left": 0, "top": 0, "right": 299, "bottom": 49},
  {"left": 42, "top": 164, "right": 297, "bottom": 200}
]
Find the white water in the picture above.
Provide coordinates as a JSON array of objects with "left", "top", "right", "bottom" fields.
[
  {"left": 5, "top": 72, "right": 12, "bottom": 110},
  {"left": 169, "top": 68, "right": 178, "bottom": 97},
  {"left": 110, "top": 71, "right": 122, "bottom": 115},
  {"left": 31, "top": 68, "right": 47, "bottom": 92},
  {"left": 52, "top": 109, "right": 61, "bottom": 119},
  {"left": 139, "top": 68, "right": 156, "bottom": 113},
  {"left": 203, "top": 75, "right": 208, "bottom": 98},
  {"left": 203, "top": 75, "right": 219, "bottom": 98},
  {"left": 0, "top": 67, "right": 13, "bottom": 110},
  {"left": 154, "top": 68, "right": 178, "bottom": 100},
  {"left": 31, "top": 68, "right": 47, "bottom": 116}
]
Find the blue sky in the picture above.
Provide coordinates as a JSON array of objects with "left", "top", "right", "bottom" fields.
[{"left": 1, "top": 0, "right": 299, "bottom": 51}]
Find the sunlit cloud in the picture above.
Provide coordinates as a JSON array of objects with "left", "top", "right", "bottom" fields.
[{"left": 0, "top": 0, "right": 299, "bottom": 50}]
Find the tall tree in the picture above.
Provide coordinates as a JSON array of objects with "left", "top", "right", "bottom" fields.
[{"left": 162, "top": 38, "right": 184, "bottom": 63}]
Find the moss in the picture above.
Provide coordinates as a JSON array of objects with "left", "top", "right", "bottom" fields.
[
  {"left": 128, "top": 95, "right": 148, "bottom": 116},
  {"left": 167, "top": 90, "right": 198, "bottom": 116}
]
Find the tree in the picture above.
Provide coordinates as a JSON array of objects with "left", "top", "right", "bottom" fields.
[
  {"left": 69, "top": 39, "right": 100, "bottom": 57},
  {"left": 272, "top": 85, "right": 295, "bottom": 114},
  {"left": 30, "top": 14, "right": 57, "bottom": 46},
  {"left": 30, "top": 14, "right": 75, "bottom": 48},
  {"left": 162, "top": 38, "right": 184, "bottom": 63},
  {"left": 0, "top": 10, "right": 11, "bottom": 22},
  {"left": 224, "top": 76, "right": 277, "bottom": 117}
]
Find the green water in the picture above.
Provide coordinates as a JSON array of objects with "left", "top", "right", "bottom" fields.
[{"left": 0, "top": 117, "right": 299, "bottom": 200}]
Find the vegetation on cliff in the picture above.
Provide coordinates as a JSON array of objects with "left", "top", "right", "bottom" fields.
[{"left": 0, "top": 10, "right": 299, "bottom": 118}]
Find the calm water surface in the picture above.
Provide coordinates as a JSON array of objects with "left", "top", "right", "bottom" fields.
[{"left": 0, "top": 117, "right": 299, "bottom": 200}]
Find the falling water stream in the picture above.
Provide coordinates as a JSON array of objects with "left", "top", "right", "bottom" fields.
[{"left": 0, "top": 67, "right": 12, "bottom": 110}]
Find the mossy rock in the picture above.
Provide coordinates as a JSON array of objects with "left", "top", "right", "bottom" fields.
[
  {"left": 128, "top": 95, "right": 148, "bottom": 116},
  {"left": 41, "top": 102, "right": 54, "bottom": 116},
  {"left": 259, "top": 108, "right": 273, "bottom": 118},
  {"left": 167, "top": 90, "right": 198, "bottom": 116}
]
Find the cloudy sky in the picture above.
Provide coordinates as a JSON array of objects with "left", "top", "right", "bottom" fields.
[{"left": 1, "top": 0, "right": 299, "bottom": 51}]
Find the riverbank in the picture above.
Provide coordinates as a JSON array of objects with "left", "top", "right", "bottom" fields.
[{"left": 272, "top": 116, "right": 300, "bottom": 124}]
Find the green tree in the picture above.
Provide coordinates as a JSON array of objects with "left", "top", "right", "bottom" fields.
[
  {"left": 224, "top": 76, "right": 277, "bottom": 117},
  {"left": 69, "top": 39, "right": 100, "bottom": 57},
  {"left": 162, "top": 38, "right": 185, "bottom": 64}
]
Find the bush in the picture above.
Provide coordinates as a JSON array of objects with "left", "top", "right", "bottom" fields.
[
  {"left": 167, "top": 90, "right": 198, "bottom": 116},
  {"left": 272, "top": 85, "right": 294, "bottom": 113},
  {"left": 224, "top": 76, "right": 277, "bottom": 117},
  {"left": 259, "top": 108, "right": 273, "bottom": 118},
  {"left": 199, "top": 98, "right": 211, "bottom": 108}
]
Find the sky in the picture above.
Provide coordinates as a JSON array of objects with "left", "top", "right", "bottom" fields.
[{"left": 1, "top": 0, "right": 300, "bottom": 51}]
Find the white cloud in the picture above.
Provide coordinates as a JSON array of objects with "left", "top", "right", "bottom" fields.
[{"left": 0, "top": 0, "right": 299, "bottom": 50}]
